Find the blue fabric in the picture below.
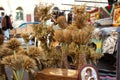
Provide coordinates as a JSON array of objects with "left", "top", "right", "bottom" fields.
[
  {"left": 4, "top": 29, "right": 10, "bottom": 38},
  {"left": 91, "top": 38, "right": 103, "bottom": 54}
]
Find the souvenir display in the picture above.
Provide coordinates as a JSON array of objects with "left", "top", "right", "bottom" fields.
[
  {"left": 94, "top": 17, "right": 113, "bottom": 27},
  {"left": 94, "top": 5, "right": 114, "bottom": 26},
  {"left": 113, "top": 6, "right": 120, "bottom": 26},
  {"left": 102, "top": 30, "right": 118, "bottom": 54},
  {"left": 99, "top": 5, "right": 114, "bottom": 19},
  {"left": 78, "top": 64, "right": 99, "bottom": 80},
  {"left": 87, "top": 8, "right": 99, "bottom": 24},
  {"left": 0, "top": 0, "right": 119, "bottom": 80}
]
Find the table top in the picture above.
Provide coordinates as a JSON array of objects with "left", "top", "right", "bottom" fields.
[{"left": 37, "top": 68, "right": 78, "bottom": 79}]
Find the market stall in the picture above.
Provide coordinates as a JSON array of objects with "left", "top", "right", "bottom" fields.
[{"left": 0, "top": 1, "right": 120, "bottom": 80}]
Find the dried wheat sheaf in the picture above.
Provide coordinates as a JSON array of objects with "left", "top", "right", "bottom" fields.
[
  {"left": 1, "top": 54, "right": 36, "bottom": 71},
  {"left": 21, "top": 33, "right": 30, "bottom": 44},
  {"left": 57, "top": 16, "right": 68, "bottom": 29},
  {"left": 5, "top": 38, "right": 22, "bottom": 50}
]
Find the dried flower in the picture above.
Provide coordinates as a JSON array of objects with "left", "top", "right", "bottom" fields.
[
  {"left": 73, "top": 5, "right": 86, "bottom": 15},
  {"left": 73, "top": 5, "right": 88, "bottom": 29},
  {"left": 71, "top": 30, "right": 80, "bottom": 43},
  {"left": 36, "top": 5, "right": 52, "bottom": 22},
  {"left": 57, "top": 16, "right": 68, "bottom": 29},
  {"left": 61, "top": 45, "right": 69, "bottom": 68},
  {"left": 17, "top": 48, "right": 27, "bottom": 55},
  {"left": 47, "top": 25, "right": 54, "bottom": 33},
  {"left": 46, "top": 47, "right": 62, "bottom": 67},
  {"left": 88, "top": 47, "right": 102, "bottom": 64},
  {"left": 78, "top": 26, "right": 94, "bottom": 45},
  {"left": 21, "top": 33, "right": 30, "bottom": 44},
  {"left": 63, "top": 29, "right": 72, "bottom": 43},
  {"left": 74, "top": 14, "right": 87, "bottom": 29},
  {"left": 68, "top": 42, "right": 78, "bottom": 53},
  {"left": 33, "top": 23, "right": 48, "bottom": 42},
  {"left": 5, "top": 38, "right": 22, "bottom": 50},
  {"left": 1, "top": 54, "right": 36, "bottom": 71},
  {"left": 28, "top": 46, "right": 44, "bottom": 59},
  {"left": 54, "top": 29, "right": 64, "bottom": 42},
  {"left": 0, "top": 47, "right": 13, "bottom": 58},
  {"left": 66, "top": 24, "right": 78, "bottom": 30}
]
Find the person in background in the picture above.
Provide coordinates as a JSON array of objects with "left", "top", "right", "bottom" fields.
[
  {"left": 0, "top": 12, "right": 5, "bottom": 35},
  {"left": 108, "top": 0, "right": 117, "bottom": 5},
  {"left": 67, "top": 11, "right": 72, "bottom": 24},
  {"left": 2, "top": 14, "right": 13, "bottom": 40}
]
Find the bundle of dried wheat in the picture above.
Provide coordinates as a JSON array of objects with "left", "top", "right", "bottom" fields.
[
  {"left": 47, "top": 25, "right": 54, "bottom": 33},
  {"left": 36, "top": 5, "right": 52, "bottom": 22},
  {"left": 71, "top": 30, "right": 80, "bottom": 43},
  {"left": 68, "top": 42, "right": 79, "bottom": 54},
  {"left": 88, "top": 47, "right": 102, "bottom": 64},
  {"left": 21, "top": 33, "right": 30, "bottom": 44},
  {"left": 74, "top": 5, "right": 86, "bottom": 14},
  {"left": 54, "top": 29, "right": 64, "bottom": 43},
  {"left": 57, "top": 16, "right": 68, "bottom": 29},
  {"left": 1, "top": 54, "right": 36, "bottom": 71},
  {"left": 5, "top": 38, "right": 22, "bottom": 51},
  {"left": 73, "top": 5, "right": 88, "bottom": 29},
  {"left": 61, "top": 45, "right": 69, "bottom": 68},
  {"left": 28, "top": 46, "right": 44, "bottom": 59},
  {"left": 78, "top": 26, "right": 94, "bottom": 45},
  {"left": 63, "top": 29, "right": 72, "bottom": 44},
  {"left": 33, "top": 23, "right": 48, "bottom": 43},
  {"left": 0, "top": 47, "right": 13, "bottom": 58},
  {"left": 66, "top": 23, "right": 78, "bottom": 30},
  {"left": 17, "top": 48, "right": 27, "bottom": 55},
  {"left": 44, "top": 47, "right": 62, "bottom": 68},
  {"left": 1, "top": 54, "right": 36, "bottom": 80}
]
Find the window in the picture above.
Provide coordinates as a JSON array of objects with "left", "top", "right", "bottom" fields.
[
  {"left": 16, "top": 7, "right": 23, "bottom": 20},
  {"left": 26, "top": 14, "right": 31, "bottom": 22},
  {"left": 34, "top": 6, "right": 39, "bottom": 22},
  {"left": 0, "top": 7, "right": 4, "bottom": 16}
]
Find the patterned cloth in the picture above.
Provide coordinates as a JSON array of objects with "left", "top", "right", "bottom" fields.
[
  {"left": 91, "top": 38, "right": 103, "bottom": 54},
  {"left": 0, "top": 16, "right": 4, "bottom": 28},
  {"left": 102, "top": 35, "right": 118, "bottom": 54}
]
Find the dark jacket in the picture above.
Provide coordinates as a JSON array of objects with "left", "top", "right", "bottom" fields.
[{"left": 2, "top": 15, "right": 13, "bottom": 30}]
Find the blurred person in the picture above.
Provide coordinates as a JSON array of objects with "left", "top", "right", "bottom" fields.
[
  {"left": 67, "top": 11, "right": 72, "bottom": 24},
  {"left": 0, "top": 12, "right": 5, "bottom": 35},
  {"left": 108, "top": 0, "right": 117, "bottom": 5},
  {"left": 2, "top": 14, "right": 13, "bottom": 40},
  {"left": 9, "top": 14, "right": 13, "bottom": 24}
]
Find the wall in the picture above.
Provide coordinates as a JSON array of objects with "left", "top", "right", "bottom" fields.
[
  {"left": 0, "top": 0, "right": 109, "bottom": 27},
  {"left": 0, "top": 0, "right": 38, "bottom": 27}
]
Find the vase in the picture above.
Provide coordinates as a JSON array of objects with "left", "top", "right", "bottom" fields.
[
  {"left": 13, "top": 69, "right": 25, "bottom": 80},
  {"left": 0, "top": 64, "right": 8, "bottom": 80}
]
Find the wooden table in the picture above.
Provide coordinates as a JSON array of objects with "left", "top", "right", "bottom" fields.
[{"left": 35, "top": 68, "right": 78, "bottom": 80}]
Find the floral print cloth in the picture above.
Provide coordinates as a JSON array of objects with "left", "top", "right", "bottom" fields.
[{"left": 102, "top": 36, "right": 118, "bottom": 54}]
